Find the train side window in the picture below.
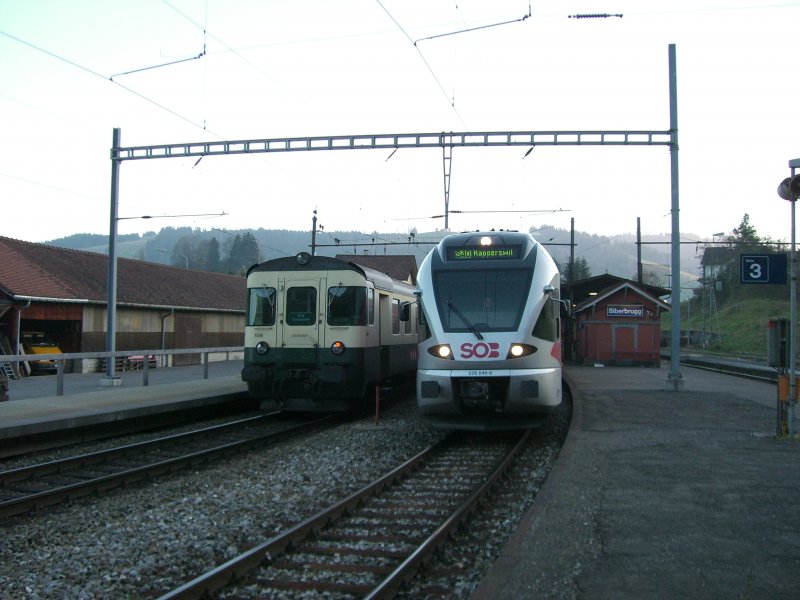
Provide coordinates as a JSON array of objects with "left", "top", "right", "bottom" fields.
[
  {"left": 247, "top": 287, "right": 276, "bottom": 326},
  {"left": 401, "top": 302, "right": 412, "bottom": 333},
  {"left": 419, "top": 305, "right": 432, "bottom": 341},
  {"left": 368, "top": 288, "right": 375, "bottom": 325},
  {"left": 328, "top": 286, "right": 368, "bottom": 326},
  {"left": 533, "top": 295, "right": 559, "bottom": 341},
  {"left": 392, "top": 299, "right": 400, "bottom": 334},
  {"left": 286, "top": 287, "right": 317, "bottom": 326}
]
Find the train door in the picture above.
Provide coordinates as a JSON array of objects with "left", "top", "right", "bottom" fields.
[
  {"left": 378, "top": 293, "right": 401, "bottom": 376},
  {"left": 279, "top": 277, "right": 324, "bottom": 348}
]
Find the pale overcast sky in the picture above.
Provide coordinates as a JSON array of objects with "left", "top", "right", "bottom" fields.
[{"left": 1, "top": 0, "right": 798, "bottom": 244}]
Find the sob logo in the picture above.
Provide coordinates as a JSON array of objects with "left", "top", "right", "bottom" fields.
[{"left": 460, "top": 341, "right": 500, "bottom": 359}]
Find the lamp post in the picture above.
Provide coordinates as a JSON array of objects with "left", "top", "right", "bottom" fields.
[{"left": 777, "top": 158, "right": 800, "bottom": 438}]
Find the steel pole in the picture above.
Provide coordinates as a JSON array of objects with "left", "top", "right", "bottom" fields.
[
  {"left": 103, "top": 128, "right": 122, "bottom": 385},
  {"left": 789, "top": 163, "right": 797, "bottom": 437},
  {"left": 667, "top": 44, "right": 684, "bottom": 391}
]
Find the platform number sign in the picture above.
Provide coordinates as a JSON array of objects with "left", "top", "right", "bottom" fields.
[{"left": 740, "top": 254, "right": 787, "bottom": 285}]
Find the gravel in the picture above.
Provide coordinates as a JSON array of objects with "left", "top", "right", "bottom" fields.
[
  {"left": 0, "top": 402, "right": 443, "bottom": 599},
  {"left": 0, "top": 397, "right": 570, "bottom": 599}
]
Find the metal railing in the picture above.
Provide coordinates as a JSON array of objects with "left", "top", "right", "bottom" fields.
[{"left": 2, "top": 347, "right": 244, "bottom": 396}]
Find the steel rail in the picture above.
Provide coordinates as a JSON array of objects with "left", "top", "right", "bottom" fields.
[
  {"left": 158, "top": 440, "right": 440, "bottom": 599},
  {"left": 0, "top": 414, "right": 328, "bottom": 519},
  {"left": 160, "top": 430, "right": 531, "bottom": 599},
  {"left": 0, "top": 413, "right": 278, "bottom": 485},
  {"left": 365, "top": 429, "right": 532, "bottom": 599}
]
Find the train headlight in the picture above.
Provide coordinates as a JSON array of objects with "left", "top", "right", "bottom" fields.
[
  {"left": 428, "top": 344, "right": 453, "bottom": 359},
  {"left": 255, "top": 341, "right": 270, "bottom": 355},
  {"left": 330, "top": 341, "right": 346, "bottom": 355},
  {"left": 507, "top": 344, "right": 536, "bottom": 359}
]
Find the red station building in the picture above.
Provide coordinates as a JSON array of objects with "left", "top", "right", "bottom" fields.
[{"left": 562, "top": 275, "right": 671, "bottom": 367}]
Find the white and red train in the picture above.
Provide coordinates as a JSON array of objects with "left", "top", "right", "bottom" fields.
[{"left": 415, "top": 231, "right": 563, "bottom": 430}]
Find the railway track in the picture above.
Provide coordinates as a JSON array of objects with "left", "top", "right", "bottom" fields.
[
  {"left": 663, "top": 352, "right": 777, "bottom": 383},
  {"left": 159, "top": 429, "right": 531, "bottom": 599},
  {"left": 0, "top": 412, "right": 330, "bottom": 519}
]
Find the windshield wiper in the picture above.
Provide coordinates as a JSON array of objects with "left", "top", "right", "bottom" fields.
[{"left": 447, "top": 300, "right": 483, "bottom": 340}]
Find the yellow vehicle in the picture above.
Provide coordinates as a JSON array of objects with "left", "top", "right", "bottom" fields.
[{"left": 21, "top": 331, "right": 62, "bottom": 374}]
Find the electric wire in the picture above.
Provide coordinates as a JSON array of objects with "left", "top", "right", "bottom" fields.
[
  {"left": 414, "top": 2, "right": 531, "bottom": 44},
  {"left": 109, "top": 51, "right": 206, "bottom": 80},
  {"left": 160, "top": 0, "right": 286, "bottom": 91},
  {"left": 0, "top": 29, "right": 216, "bottom": 135},
  {"left": 375, "top": 0, "right": 468, "bottom": 129}
]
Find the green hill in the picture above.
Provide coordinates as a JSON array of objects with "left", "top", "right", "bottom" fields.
[
  {"left": 668, "top": 297, "right": 790, "bottom": 357},
  {"left": 715, "top": 298, "right": 789, "bottom": 355}
]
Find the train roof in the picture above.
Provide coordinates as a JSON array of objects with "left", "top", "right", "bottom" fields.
[
  {"left": 246, "top": 254, "right": 415, "bottom": 296},
  {"left": 436, "top": 230, "right": 531, "bottom": 244},
  {"left": 425, "top": 230, "right": 548, "bottom": 264}
]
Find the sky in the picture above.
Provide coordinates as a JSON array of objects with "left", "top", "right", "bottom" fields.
[{"left": 1, "top": 0, "right": 799, "bottom": 248}]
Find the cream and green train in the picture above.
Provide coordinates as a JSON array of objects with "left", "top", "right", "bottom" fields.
[{"left": 241, "top": 252, "right": 418, "bottom": 411}]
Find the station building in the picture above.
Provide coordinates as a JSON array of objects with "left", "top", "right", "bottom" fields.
[
  {"left": 562, "top": 274, "right": 671, "bottom": 366},
  {"left": 0, "top": 236, "right": 246, "bottom": 374}
]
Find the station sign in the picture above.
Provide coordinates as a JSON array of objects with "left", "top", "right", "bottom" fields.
[
  {"left": 740, "top": 253, "right": 787, "bottom": 284},
  {"left": 607, "top": 305, "right": 644, "bottom": 318}
]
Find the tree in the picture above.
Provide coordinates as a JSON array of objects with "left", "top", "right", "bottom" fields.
[
  {"left": 714, "top": 213, "right": 788, "bottom": 304},
  {"left": 226, "top": 232, "right": 261, "bottom": 274},
  {"left": 171, "top": 236, "right": 193, "bottom": 269},
  {"left": 640, "top": 269, "right": 666, "bottom": 287},
  {"left": 561, "top": 256, "right": 591, "bottom": 283},
  {"left": 728, "top": 214, "right": 761, "bottom": 249},
  {"left": 195, "top": 237, "right": 221, "bottom": 272}
]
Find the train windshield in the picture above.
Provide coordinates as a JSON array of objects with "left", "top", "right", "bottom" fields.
[
  {"left": 247, "top": 287, "right": 276, "bottom": 326},
  {"left": 328, "top": 286, "right": 369, "bottom": 326},
  {"left": 433, "top": 268, "right": 532, "bottom": 332},
  {"left": 286, "top": 287, "right": 317, "bottom": 325}
]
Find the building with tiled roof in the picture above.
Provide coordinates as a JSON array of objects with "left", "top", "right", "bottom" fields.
[
  {"left": 562, "top": 274, "right": 670, "bottom": 366},
  {"left": 334, "top": 254, "right": 418, "bottom": 285},
  {"left": 0, "top": 237, "right": 245, "bottom": 373}
]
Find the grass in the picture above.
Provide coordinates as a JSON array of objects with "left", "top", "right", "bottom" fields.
[
  {"left": 667, "top": 297, "right": 790, "bottom": 358},
  {"left": 716, "top": 298, "right": 789, "bottom": 355}
]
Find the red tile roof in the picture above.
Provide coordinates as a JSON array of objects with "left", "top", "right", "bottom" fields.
[{"left": 0, "top": 237, "right": 245, "bottom": 311}]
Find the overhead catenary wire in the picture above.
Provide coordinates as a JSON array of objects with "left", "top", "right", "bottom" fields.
[
  {"left": 161, "top": 0, "right": 286, "bottom": 91},
  {"left": 375, "top": 0, "right": 469, "bottom": 128},
  {"left": 0, "top": 29, "right": 217, "bottom": 136},
  {"left": 414, "top": 1, "right": 532, "bottom": 44},
  {"left": 109, "top": 50, "right": 206, "bottom": 80},
  {"left": 568, "top": 13, "right": 624, "bottom": 20}
]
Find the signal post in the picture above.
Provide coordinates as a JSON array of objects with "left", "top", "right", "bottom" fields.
[{"left": 776, "top": 158, "right": 800, "bottom": 438}]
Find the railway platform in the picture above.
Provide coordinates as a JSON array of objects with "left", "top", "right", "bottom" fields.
[
  {"left": 0, "top": 361, "right": 249, "bottom": 456},
  {"left": 473, "top": 363, "right": 800, "bottom": 600}
]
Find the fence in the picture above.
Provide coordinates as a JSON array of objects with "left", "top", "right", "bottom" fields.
[{"left": 1, "top": 347, "right": 244, "bottom": 396}]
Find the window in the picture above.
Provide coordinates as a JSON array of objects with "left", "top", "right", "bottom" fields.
[
  {"left": 404, "top": 303, "right": 412, "bottom": 334},
  {"left": 433, "top": 268, "right": 532, "bottom": 333},
  {"left": 247, "top": 287, "right": 276, "bottom": 326},
  {"left": 368, "top": 288, "right": 375, "bottom": 325},
  {"left": 328, "top": 286, "right": 368, "bottom": 326},
  {"left": 418, "top": 304, "right": 432, "bottom": 341},
  {"left": 533, "top": 293, "right": 560, "bottom": 341},
  {"left": 392, "top": 299, "right": 400, "bottom": 334},
  {"left": 286, "top": 287, "right": 317, "bottom": 326}
]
